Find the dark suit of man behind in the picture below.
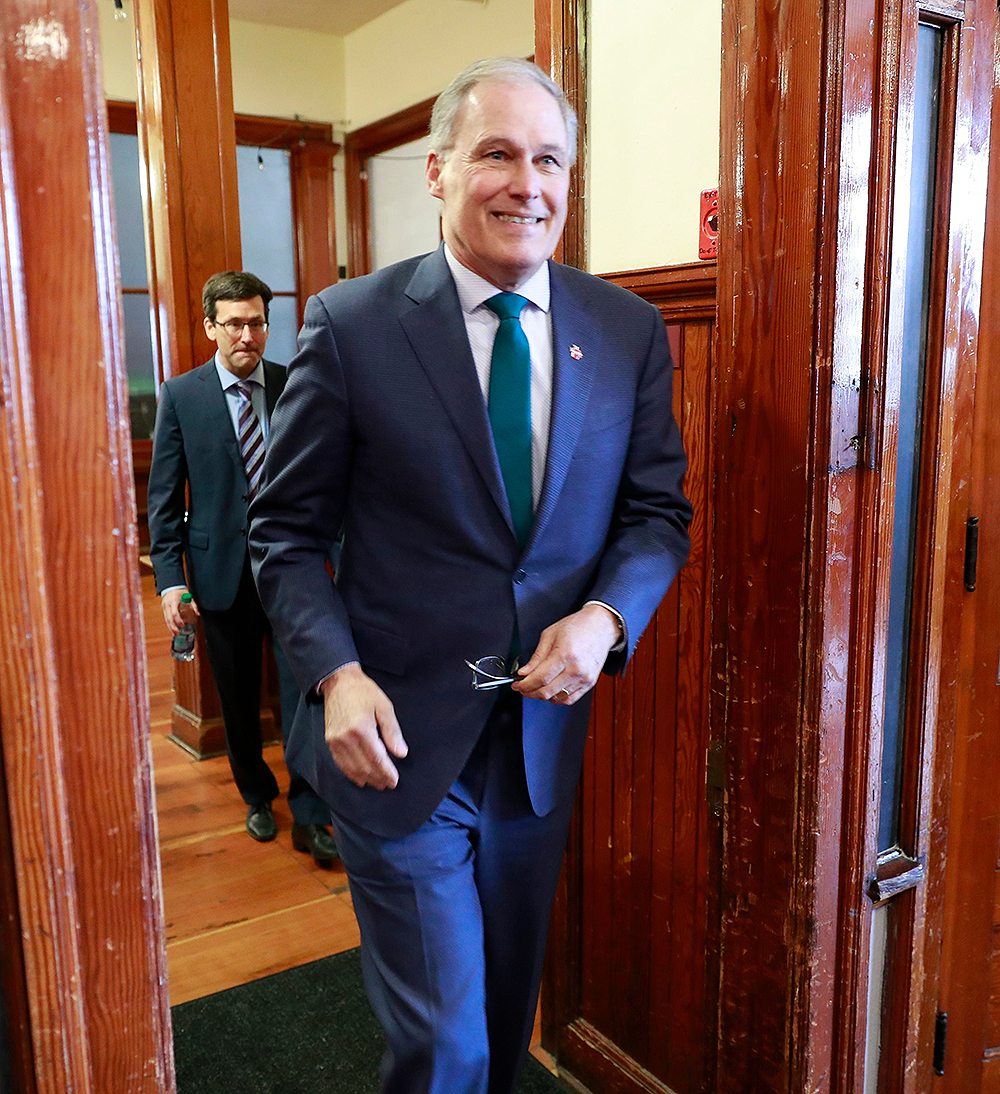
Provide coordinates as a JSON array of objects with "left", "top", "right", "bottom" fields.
[
  {"left": 148, "top": 271, "right": 335, "bottom": 859},
  {"left": 250, "top": 62, "right": 692, "bottom": 1094}
]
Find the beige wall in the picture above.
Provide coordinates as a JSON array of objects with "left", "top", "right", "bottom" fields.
[
  {"left": 96, "top": 0, "right": 345, "bottom": 122},
  {"left": 343, "top": 0, "right": 533, "bottom": 130},
  {"left": 97, "top": 0, "right": 723, "bottom": 278},
  {"left": 587, "top": 0, "right": 721, "bottom": 272}
]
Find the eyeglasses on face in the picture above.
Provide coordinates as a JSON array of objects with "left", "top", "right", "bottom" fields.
[
  {"left": 214, "top": 318, "right": 268, "bottom": 337},
  {"left": 465, "top": 656, "right": 521, "bottom": 690}
]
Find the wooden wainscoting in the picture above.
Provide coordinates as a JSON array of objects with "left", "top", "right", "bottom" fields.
[{"left": 543, "top": 262, "right": 717, "bottom": 1094}]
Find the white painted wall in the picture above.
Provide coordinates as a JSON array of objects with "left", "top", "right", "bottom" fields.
[{"left": 587, "top": 0, "right": 721, "bottom": 272}]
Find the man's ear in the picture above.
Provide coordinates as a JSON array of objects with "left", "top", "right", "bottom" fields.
[
  {"left": 203, "top": 315, "right": 218, "bottom": 344},
  {"left": 426, "top": 150, "right": 444, "bottom": 199}
]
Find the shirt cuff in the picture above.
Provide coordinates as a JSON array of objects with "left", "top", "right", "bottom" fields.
[
  {"left": 316, "top": 661, "right": 361, "bottom": 696},
  {"left": 160, "top": 585, "right": 187, "bottom": 597},
  {"left": 584, "top": 600, "right": 627, "bottom": 652}
]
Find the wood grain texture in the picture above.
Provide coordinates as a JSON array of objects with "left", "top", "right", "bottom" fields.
[
  {"left": 0, "top": 0, "right": 172, "bottom": 1089},
  {"left": 715, "top": 1, "right": 836, "bottom": 1090},
  {"left": 132, "top": 0, "right": 241, "bottom": 386},
  {"left": 534, "top": 0, "right": 586, "bottom": 271},
  {"left": 546, "top": 264, "right": 715, "bottom": 1094},
  {"left": 933, "top": 2, "right": 1000, "bottom": 1088}
]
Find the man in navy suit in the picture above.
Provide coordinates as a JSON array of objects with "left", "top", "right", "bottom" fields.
[
  {"left": 250, "top": 60, "right": 692, "bottom": 1093},
  {"left": 147, "top": 271, "right": 337, "bottom": 861}
]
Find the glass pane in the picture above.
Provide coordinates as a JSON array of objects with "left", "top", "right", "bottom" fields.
[
  {"left": 122, "top": 292, "right": 157, "bottom": 439},
  {"left": 236, "top": 145, "right": 296, "bottom": 293},
  {"left": 368, "top": 134, "right": 441, "bottom": 270},
  {"left": 878, "top": 23, "right": 943, "bottom": 851},
  {"left": 263, "top": 295, "right": 299, "bottom": 366},
  {"left": 109, "top": 132, "right": 148, "bottom": 289}
]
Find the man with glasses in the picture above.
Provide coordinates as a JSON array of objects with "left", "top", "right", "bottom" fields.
[
  {"left": 148, "top": 271, "right": 337, "bottom": 861},
  {"left": 251, "top": 59, "right": 692, "bottom": 1094}
]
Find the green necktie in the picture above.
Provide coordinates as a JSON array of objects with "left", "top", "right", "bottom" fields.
[{"left": 485, "top": 292, "right": 533, "bottom": 547}]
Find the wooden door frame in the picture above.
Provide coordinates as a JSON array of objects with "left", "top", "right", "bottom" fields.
[
  {"left": 717, "top": 1, "right": 995, "bottom": 1091},
  {"left": 344, "top": 95, "right": 436, "bottom": 279},
  {"left": 0, "top": 0, "right": 173, "bottom": 1089},
  {"left": 931, "top": 2, "right": 1000, "bottom": 1085}
]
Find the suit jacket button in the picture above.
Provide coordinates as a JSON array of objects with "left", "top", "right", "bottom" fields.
[{"left": 514, "top": 569, "right": 527, "bottom": 584}]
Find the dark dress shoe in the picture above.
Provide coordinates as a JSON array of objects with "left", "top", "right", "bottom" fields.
[
  {"left": 246, "top": 802, "right": 277, "bottom": 842},
  {"left": 292, "top": 823, "right": 339, "bottom": 864}
]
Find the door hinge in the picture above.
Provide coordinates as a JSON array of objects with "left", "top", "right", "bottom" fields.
[
  {"left": 933, "top": 1010, "right": 948, "bottom": 1075},
  {"left": 965, "top": 516, "right": 980, "bottom": 591},
  {"left": 705, "top": 740, "right": 724, "bottom": 818}
]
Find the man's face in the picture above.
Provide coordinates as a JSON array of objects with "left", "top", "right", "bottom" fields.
[
  {"left": 204, "top": 295, "right": 269, "bottom": 379},
  {"left": 426, "top": 79, "right": 570, "bottom": 291}
]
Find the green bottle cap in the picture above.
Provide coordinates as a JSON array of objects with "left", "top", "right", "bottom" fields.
[{"left": 181, "top": 592, "right": 193, "bottom": 603}]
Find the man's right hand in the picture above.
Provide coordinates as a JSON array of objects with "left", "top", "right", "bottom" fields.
[
  {"left": 161, "top": 588, "right": 199, "bottom": 636},
  {"left": 319, "top": 664, "right": 408, "bottom": 790}
]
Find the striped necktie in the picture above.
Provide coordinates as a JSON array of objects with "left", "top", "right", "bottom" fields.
[{"left": 235, "top": 381, "right": 265, "bottom": 499}]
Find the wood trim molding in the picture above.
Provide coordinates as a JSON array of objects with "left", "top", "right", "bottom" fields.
[
  {"left": 344, "top": 96, "right": 435, "bottom": 278},
  {"left": 132, "top": 0, "right": 242, "bottom": 385},
  {"left": 106, "top": 100, "right": 339, "bottom": 320},
  {"left": 599, "top": 262, "right": 717, "bottom": 321},
  {"left": 0, "top": 1, "right": 173, "bottom": 1089},
  {"left": 535, "top": 0, "right": 587, "bottom": 270},
  {"left": 234, "top": 112, "right": 335, "bottom": 148}
]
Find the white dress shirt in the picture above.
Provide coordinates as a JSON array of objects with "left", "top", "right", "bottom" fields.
[
  {"left": 443, "top": 246, "right": 625, "bottom": 651},
  {"left": 443, "top": 245, "right": 552, "bottom": 508},
  {"left": 214, "top": 354, "right": 270, "bottom": 442}
]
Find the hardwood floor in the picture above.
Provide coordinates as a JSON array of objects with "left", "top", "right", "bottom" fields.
[{"left": 143, "top": 571, "right": 360, "bottom": 1007}]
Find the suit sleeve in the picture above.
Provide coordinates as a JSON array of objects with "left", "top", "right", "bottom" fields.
[
  {"left": 147, "top": 383, "right": 191, "bottom": 595},
  {"left": 586, "top": 310, "right": 693, "bottom": 674},
  {"left": 249, "top": 295, "right": 359, "bottom": 698}
]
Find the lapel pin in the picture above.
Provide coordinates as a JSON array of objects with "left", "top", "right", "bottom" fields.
[{"left": 569, "top": 344, "right": 583, "bottom": 360}]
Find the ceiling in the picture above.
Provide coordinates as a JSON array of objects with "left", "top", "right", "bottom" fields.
[{"left": 228, "top": 0, "right": 484, "bottom": 37}]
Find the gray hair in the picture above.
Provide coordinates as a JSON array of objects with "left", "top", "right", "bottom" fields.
[{"left": 428, "top": 57, "right": 578, "bottom": 165}]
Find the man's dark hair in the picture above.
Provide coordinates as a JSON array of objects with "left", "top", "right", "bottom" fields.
[{"left": 202, "top": 271, "right": 273, "bottom": 322}]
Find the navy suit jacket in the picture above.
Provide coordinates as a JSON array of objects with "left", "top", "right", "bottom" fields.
[
  {"left": 250, "top": 248, "right": 692, "bottom": 838},
  {"left": 148, "top": 357, "right": 286, "bottom": 612}
]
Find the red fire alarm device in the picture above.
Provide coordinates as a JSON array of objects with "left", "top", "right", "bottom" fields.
[{"left": 700, "top": 188, "right": 719, "bottom": 260}]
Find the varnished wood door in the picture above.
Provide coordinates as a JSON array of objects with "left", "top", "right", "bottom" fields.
[
  {"left": 544, "top": 267, "right": 717, "bottom": 1094},
  {"left": 933, "top": 48, "right": 1000, "bottom": 1091}
]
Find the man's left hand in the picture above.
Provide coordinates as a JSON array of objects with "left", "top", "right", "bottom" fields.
[{"left": 513, "top": 604, "right": 621, "bottom": 705}]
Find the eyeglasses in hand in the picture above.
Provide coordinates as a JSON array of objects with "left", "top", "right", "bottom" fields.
[{"left": 465, "top": 655, "right": 520, "bottom": 690}]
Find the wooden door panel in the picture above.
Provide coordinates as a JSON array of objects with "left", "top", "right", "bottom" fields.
[{"left": 545, "top": 268, "right": 716, "bottom": 1094}]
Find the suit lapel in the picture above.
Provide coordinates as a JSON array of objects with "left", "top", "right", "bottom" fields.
[
  {"left": 198, "top": 360, "right": 244, "bottom": 482},
  {"left": 263, "top": 359, "right": 284, "bottom": 417},
  {"left": 525, "top": 264, "right": 601, "bottom": 552},
  {"left": 399, "top": 249, "right": 515, "bottom": 538}
]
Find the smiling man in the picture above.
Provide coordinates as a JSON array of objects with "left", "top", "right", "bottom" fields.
[
  {"left": 250, "top": 59, "right": 692, "bottom": 1094},
  {"left": 147, "top": 271, "right": 337, "bottom": 863}
]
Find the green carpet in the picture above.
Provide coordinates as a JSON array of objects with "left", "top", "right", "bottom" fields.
[{"left": 172, "top": 947, "right": 567, "bottom": 1094}]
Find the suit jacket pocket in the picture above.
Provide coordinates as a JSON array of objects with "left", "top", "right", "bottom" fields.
[
  {"left": 187, "top": 528, "right": 209, "bottom": 550},
  {"left": 351, "top": 618, "right": 410, "bottom": 677}
]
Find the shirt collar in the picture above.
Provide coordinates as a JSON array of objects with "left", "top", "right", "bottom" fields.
[
  {"left": 443, "top": 244, "right": 550, "bottom": 316},
  {"left": 214, "top": 352, "right": 265, "bottom": 391}
]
